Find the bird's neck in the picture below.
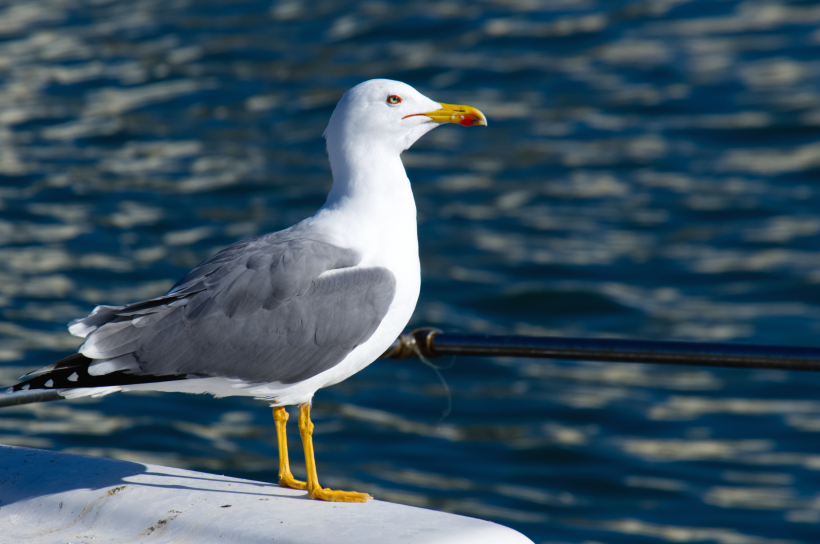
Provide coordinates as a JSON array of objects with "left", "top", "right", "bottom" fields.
[
  {"left": 323, "top": 138, "right": 416, "bottom": 221},
  {"left": 312, "top": 138, "right": 418, "bottom": 258}
]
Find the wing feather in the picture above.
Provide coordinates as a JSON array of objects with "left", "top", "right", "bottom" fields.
[{"left": 19, "top": 228, "right": 397, "bottom": 392}]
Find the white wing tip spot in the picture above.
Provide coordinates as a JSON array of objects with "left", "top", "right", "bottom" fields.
[
  {"left": 44, "top": 379, "right": 54, "bottom": 388},
  {"left": 68, "top": 372, "right": 79, "bottom": 382}
]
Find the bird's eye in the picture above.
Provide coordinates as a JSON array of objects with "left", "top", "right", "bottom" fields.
[{"left": 387, "top": 95, "right": 402, "bottom": 105}]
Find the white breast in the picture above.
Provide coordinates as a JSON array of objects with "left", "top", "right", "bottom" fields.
[{"left": 241, "top": 183, "right": 421, "bottom": 405}]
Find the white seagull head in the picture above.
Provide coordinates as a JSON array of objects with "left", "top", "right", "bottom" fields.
[{"left": 324, "top": 79, "right": 487, "bottom": 155}]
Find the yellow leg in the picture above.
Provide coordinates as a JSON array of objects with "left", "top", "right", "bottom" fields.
[
  {"left": 273, "top": 406, "right": 306, "bottom": 490},
  {"left": 298, "top": 402, "right": 372, "bottom": 502}
]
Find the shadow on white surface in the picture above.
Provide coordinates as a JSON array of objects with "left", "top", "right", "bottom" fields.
[{"left": 0, "top": 445, "right": 534, "bottom": 543}]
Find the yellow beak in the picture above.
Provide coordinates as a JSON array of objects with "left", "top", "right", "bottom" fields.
[{"left": 404, "top": 102, "right": 488, "bottom": 127}]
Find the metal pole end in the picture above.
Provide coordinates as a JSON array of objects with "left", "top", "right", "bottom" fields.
[{"left": 381, "top": 327, "right": 442, "bottom": 359}]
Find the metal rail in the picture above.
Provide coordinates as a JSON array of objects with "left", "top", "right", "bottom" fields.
[
  {"left": 380, "top": 328, "right": 820, "bottom": 371},
  {"left": 3, "top": 328, "right": 820, "bottom": 409}
]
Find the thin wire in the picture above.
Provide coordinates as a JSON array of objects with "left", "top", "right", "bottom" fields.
[
  {"left": 431, "top": 356, "right": 457, "bottom": 371},
  {"left": 413, "top": 343, "right": 453, "bottom": 423}
]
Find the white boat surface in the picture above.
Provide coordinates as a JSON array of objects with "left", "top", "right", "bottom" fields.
[{"left": 0, "top": 445, "right": 534, "bottom": 543}]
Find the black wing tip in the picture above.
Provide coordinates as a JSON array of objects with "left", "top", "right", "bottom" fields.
[{"left": 12, "top": 354, "right": 188, "bottom": 393}]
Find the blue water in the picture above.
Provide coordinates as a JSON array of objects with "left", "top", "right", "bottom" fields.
[{"left": 2, "top": 0, "right": 820, "bottom": 541}]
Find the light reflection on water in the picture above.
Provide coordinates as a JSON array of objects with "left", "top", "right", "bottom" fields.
[{"left": 2, "top": 0, "right": 820, "bottom": 542}]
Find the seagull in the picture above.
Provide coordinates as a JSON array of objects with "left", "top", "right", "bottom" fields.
[{"left": 10, "top": 79, "right": 486, "bottom": 502}]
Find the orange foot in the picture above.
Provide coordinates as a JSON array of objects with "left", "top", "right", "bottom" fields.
[
  {"left": 308, "top": 486, "right": 372, "bottom": 503},
  {"left": 279, "top": 473, "right": 307, "bottom": 490}
]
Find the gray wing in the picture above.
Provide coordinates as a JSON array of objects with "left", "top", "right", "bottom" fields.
[{"left": 69, "top": 230, "right": 397, "bottom": 385}]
